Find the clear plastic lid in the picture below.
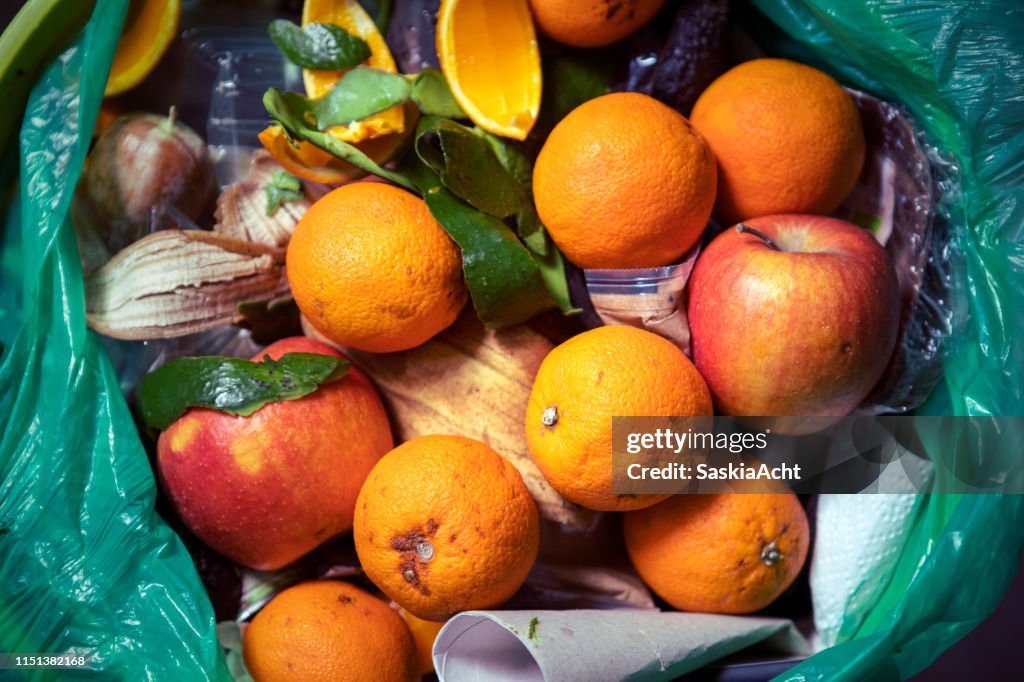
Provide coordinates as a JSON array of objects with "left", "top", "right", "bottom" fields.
[{"left": 183, "top": 28, "right": 303, "bottom": 187}]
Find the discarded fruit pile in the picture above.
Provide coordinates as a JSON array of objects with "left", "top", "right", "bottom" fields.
[{"left": 69, "top": 0, "right": 956, "bottom": 680}]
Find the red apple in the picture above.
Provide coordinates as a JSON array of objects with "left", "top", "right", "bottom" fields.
[
  {"left": 156, "top": 337, "right": 393, "bottom": 570},
  {"left": 687, "top": 215, "right": 900, "bottom": 424}
]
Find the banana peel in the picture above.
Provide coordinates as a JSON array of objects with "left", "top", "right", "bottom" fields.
[
  {"left": 0, "top": 0, "right": 96, "bottom": 162},
  {"left": 85, "top": 230, "right": 290, "bottom": 340}
]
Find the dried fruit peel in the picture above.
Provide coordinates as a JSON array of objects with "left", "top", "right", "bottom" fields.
[{"left": 436, "top": 0, "right": 541, "bottom": 140}]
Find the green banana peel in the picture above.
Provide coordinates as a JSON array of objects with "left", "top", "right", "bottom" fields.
[{"left": 0, "top": 0, "right": 96, "bottom": 162}]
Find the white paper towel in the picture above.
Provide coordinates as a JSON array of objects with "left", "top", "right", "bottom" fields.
[
  {"left": 811, "top": 448, "right": 934, "bottom": 648},
  {"left": 433, "top": 610, "right": 809, "bottom": 682},
  {"left": 810, "top": 491, "right": 922, "bottom": 649}
]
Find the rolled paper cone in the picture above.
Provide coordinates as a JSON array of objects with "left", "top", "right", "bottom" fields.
[{"left": 433, "top": 610, "right": 809, "bottom": 682}]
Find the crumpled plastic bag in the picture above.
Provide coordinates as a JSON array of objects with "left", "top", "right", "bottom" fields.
[
  {"left": 747, "top": 1, "right": 1024, "bottom": 679},
  {"left": 0, "top": 0, "right": 229, "bottom": 678}
]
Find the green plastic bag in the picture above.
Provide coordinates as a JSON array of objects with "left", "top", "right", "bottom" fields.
[
  {"left": 0, "top": 1, "right": 1021, "bottom": 681},
  {"left": 0, "top": 1, "right": 229, "bottom": 678},
  {"left": 744, "top": 1, "right": 1024, "bottom": 680}
]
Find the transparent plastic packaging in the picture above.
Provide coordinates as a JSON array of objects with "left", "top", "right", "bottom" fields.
[
  {"left": 184, "top": 28, "right": 304, "bottom": 188},
  {"left": 583, "top": 245, "right": 701, "bottom": 354}
]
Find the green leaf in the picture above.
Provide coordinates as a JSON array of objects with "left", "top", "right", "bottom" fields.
[
  {"left": 423, "top": 184, "right": 557, "bottom": 328},
  {"left": 236, "top": 298, "right": 302, "bottom": 345},
  {"left": 530, "top": 232, "right": 578, "bottom": 315},
  {"left": 529, "top": 51, "right": 614, "bottom": 153},
  {"left": 415, "top": 117, "right": 526, "bottom": 218},
  {"left": 264, "top": 169, "right": 305, "bottom": 216},
  {"left": 264, "top": 87, "right": 418, "bottom": 192},
  {"left": 476, "top": 131, "right": 573, "bottom": 312},
  {"left": 138, "top": 352, "right": 350, "bottom": 434},
  {"left": 276, "top": 66, "right": 411, "bottom": 131},
  {"left": 475, "top": 132, "right": 576, "bottom": 313},
  {"left": 515, "top": 204, "right": 549, "bottom": 257},
  {"left": 527, "top": 617, "right": 540, "bottom": 641},
  {"left": 411, "top": 69, "right": 465, "bottom": 118},
  {"left": 397, "top": 151, "right": 557, "bottom": 326},
  {"left": 479, "top": 132, "right": 548, "bottom": 255},
  {"left": 483, "top": 132, "right": 533, "bottom": 186},
  {"left": 268, "top": 19, "right": 371, "bottom": 71}
]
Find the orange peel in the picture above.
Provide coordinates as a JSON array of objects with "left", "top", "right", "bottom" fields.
[
  {"left": 436, "top": 0, "right": 541, "bottom": 140},
  {"left": 302, "top": 0, "right": 405, "bottom": 142},
  {"left": 258, "top": 103, "right": 416, "bottom": 185},
  {"left": 105, "top": 0, "right": 180, "bottom": 96}
]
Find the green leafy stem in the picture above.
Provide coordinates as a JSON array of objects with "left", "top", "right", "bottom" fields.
[{"left": 263, "top": 66, "right": 576, "bottom": 328}]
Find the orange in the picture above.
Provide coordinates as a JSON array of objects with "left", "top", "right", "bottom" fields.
[
  {"left": 437, "top": 0, "right": 541, "bottom": 140},
  {"left": 624, "top": 488, "right": 810, "bottom": 613},
  {"left": 287, "top": 183, "right": 467, "bottom": 352},
  {"left": 94, "top": 100, "right": 121, "bottom": 138},
  {"left": 353, "top": 435, "right": 540, "bottom": 621},
  {"left": 527, "top": 0, "right": 666, "bottom": 48},
  {"left": 243, "top": 580, "right": 418, "bottom": 682},
  {"left": 399, "top": 608, "right": 445, "bottom": 675},
  {"left": 690, "top": 58, "right": 866, "bottom": 225},
  {"left": 106, "top": 0, "right": 180, "bottom": 96},
  {"left": 533, "top": 92, "right": 716, "bottom": 269},
  {"left": 525, "top": 325, "right": 712, "bottom": 511},
  {"left": 302, "top": 0, "right": 405, "bottom": 142}
]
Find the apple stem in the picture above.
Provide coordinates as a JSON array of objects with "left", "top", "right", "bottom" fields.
[{"left": 736, "top": 223, "right": 782, "bottom": 251}]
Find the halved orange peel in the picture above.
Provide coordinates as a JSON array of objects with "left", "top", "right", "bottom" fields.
[
  {"left": 436, "top": 0, "right": 541, "bottom": 140},
  {"left": 302, "top": 0, "right": 405, "bottom": 142},
  {"left": 258, "top": 104, "right": 417, "bottom": 185},
  {"left": 105, "top": 0, "right": 181, "bottom": 96}
]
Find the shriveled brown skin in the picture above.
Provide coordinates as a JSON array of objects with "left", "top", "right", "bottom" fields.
[
  {"left": 157, "top": 337, "right": 393, "bottom": 570},
  {"left": 84, "top": 112, "right": 216, "bottom": 251}
]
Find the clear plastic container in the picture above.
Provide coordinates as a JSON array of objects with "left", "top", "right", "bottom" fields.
[{"left": 184, "top": 28, "right": 303, "bottom": 187}]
